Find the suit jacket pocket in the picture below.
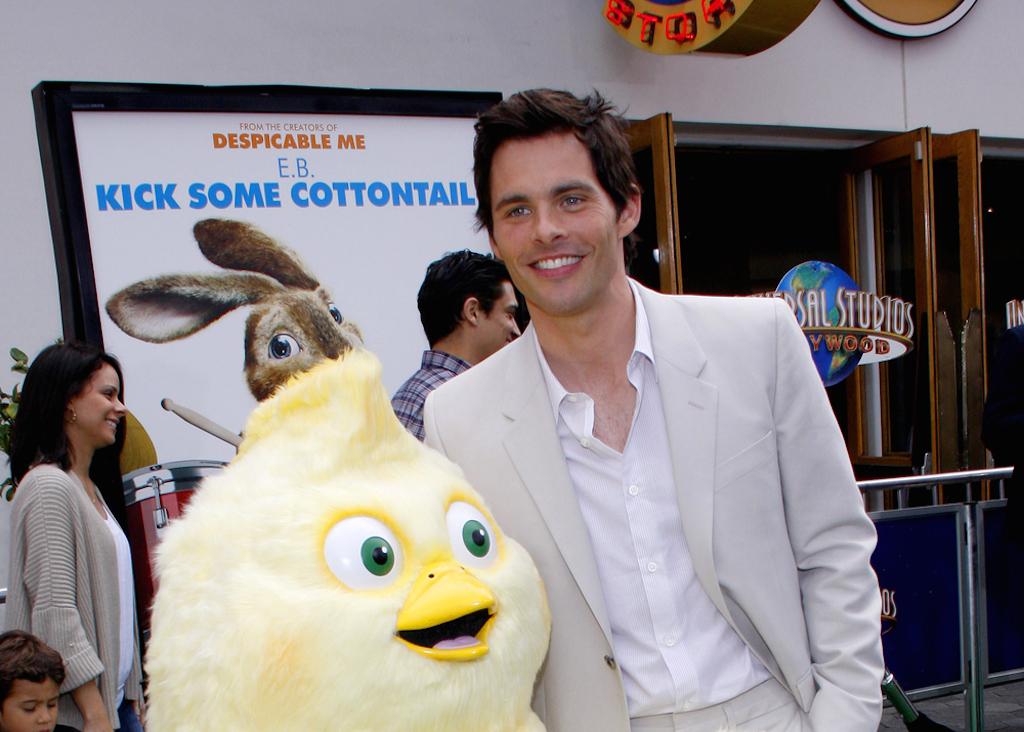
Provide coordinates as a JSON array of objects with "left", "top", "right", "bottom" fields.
[
  {"left": 714, "top": 430, "right": 776, "bottom": 493},
  {"left": 794, "top": 666, "right": 816, "bottom": 711}
]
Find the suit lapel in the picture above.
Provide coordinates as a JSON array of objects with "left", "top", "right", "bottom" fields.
[
  {"left": 498, "top": 289, "right": 736, "bottom": 646},
  {"left": 639, "top": 288, "right": 732, "bottom": 620},
  {"left": 500, "top": 330, "right": 614, "bottom": 646}
]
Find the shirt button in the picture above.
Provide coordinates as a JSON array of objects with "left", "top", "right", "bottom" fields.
[
  {"left": 683, "top": 702, "right": 692, "bottom": 712},
  {"left": 628, "top": 484, "right": 639, "bottom": 496},
  {"left": 580, "top": 438, "right": 590, "bottom": 448},
  {"left": 647, "top": 561, "right": 657, "bottom": 572},
  {"left": 666, "top": 636, "right": 675, "bottom": 647},
  {"left": 567, "top": 395, "right": 578, "bottom": 403}
]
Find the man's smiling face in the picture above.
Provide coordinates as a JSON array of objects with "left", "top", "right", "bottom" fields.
[{"left": 487, "top": 131, "right": 639, "bottom": 320}]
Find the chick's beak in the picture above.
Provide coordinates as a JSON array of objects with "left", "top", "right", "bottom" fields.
[{"left": 396, "top": 562, "right": 496, "bottom": 661}]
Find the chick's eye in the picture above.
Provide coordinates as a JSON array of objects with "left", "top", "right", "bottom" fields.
[
  {"left": 463, "top": 521, "right": 490, "bottom": 557},
  {"left": 361, "top": 536, "right": 394, "bottom": 576},
  {"left": 324, "top": 516, "right": 404, "bottom": 590},
  {"left": 446, "top": 501, "right": 497, "bottom": 569},
  {"left": 327, "top": 303, "right": 344, "bottom": 325},
  {"left": 268, "top": 333, "right": 300, "bottom": 360}
]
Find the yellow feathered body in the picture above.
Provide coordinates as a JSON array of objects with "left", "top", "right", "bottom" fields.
[{"left": 145, "top": 351, "right": 550, "bottom": 732}]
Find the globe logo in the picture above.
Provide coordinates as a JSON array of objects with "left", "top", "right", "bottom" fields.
[{"left": 775, "top": 261, "right": 915, "bottom": 387}]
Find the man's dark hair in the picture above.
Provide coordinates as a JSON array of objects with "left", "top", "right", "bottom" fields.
[
  {"left": 418, "top": 251, "right": 513, "bottom": 347},
  {"left": 472, "top": 88, "right": 641, "bottom": 266},
  {"left": 0, "top": 630, "right": 65, "bottom": 702}
]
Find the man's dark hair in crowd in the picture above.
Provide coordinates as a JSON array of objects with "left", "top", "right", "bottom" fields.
[
  {"left": 418, "top": 250, "right": 515, "bottom": 346},
  {"left": 472, "top": 88, "right": 641, "bottom": 268}
]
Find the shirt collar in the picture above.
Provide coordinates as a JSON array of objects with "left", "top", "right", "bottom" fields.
[
  {"left": 533, "top": 279, "right": 657, "bottom": 422},
  {"left": 421, "top": 349, "right": 471, "bottom": 375}
]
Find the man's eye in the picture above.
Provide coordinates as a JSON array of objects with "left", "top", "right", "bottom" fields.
[{"left": 563, "top": 196, "right": 582, "bottom": 206}]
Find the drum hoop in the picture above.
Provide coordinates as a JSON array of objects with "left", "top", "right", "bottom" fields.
[{"left": 123, "top": 460, "right": 226, "bottom": 503}]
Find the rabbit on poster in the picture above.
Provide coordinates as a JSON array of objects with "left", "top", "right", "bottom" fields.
[{"left": 106, "top": 218, "right": 363, "bottom": 402}]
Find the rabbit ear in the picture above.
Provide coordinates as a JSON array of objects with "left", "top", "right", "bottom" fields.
[
  {"left": 106, "top": 273, "right": 284, "bottom": 343},
  {"left": 193, "top": 219, "right": 320, "bottom": 291}
]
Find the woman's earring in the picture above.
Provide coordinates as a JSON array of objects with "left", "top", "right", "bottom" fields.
[{"left": 65, "top": 408, "right": 77, "bottom": 425}]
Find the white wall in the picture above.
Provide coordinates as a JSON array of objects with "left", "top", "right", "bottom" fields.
[{"left": 0, "top": 0, "right": 1018, "bottom": 612}]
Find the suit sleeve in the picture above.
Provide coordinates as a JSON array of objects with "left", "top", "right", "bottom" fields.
[
  {"left": 770, "top": 300, "right": 884, "bottom": 732},
  {"left": 982, "top": 327, "right": 1024, "bottom": 465},
  {"left": 423, "top": 391, "right": 445, "bottom": 455}
]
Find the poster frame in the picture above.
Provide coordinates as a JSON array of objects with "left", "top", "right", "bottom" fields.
[{"left": 32, "top": 81, "right": 503, "bottom": 346}]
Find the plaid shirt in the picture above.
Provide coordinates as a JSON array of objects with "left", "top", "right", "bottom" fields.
[{"left": 391, "top": 350, "right": 471, "bottom": 440}]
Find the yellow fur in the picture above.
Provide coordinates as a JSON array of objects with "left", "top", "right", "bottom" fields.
[{"left": 146, "top": 350, "right": 551, "bottom": 732}]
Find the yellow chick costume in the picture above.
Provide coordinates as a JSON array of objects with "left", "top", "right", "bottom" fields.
[{"left": 145, "top": 350, "right": 551, "bottom": 732}]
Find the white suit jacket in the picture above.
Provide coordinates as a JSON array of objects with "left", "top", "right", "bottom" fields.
[{"left": 424, "top": 286, "right": 883, "bottom": 732}]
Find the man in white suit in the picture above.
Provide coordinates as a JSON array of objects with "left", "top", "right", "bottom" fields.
[{"left": 424, "top": 89, "right": 883, "bottom": 732}]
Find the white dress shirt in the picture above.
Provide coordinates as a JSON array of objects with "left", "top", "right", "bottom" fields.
[{"left": 533, "top": 281, "right": 771, "bottom": 718}]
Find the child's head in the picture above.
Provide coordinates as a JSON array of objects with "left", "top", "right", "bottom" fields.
[{"left": 0, "top": 632, "right": 64, "bottom": 732}]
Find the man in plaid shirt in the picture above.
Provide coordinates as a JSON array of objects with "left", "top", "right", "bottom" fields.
[{"left": 392, "top": 250, "right": 521, "bottom": 440}]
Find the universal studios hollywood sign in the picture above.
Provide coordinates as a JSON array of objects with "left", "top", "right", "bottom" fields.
[{"left": 760, "top": 261, "right": 914, "bottom": 387}]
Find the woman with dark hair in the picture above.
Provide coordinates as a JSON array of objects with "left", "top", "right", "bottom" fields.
[{"left": 5, "top": 342, "right": 143, "bottom": 732}]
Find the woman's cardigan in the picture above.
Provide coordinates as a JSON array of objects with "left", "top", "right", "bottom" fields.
[{"left": 6, "top": 464, "right": 143, "bottom": 730}]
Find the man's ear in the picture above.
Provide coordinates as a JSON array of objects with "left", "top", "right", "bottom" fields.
[
  {"left": 617, "top": 187, "right": 642, "bottom": 238},
  {"left": 462, "top": 296, "right": 482, "bottom": 325}
]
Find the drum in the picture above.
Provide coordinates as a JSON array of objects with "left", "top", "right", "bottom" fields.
[{"left": 123, "top": 460, "right": 225, "bottom": 636}]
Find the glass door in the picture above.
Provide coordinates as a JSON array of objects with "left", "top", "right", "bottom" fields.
[
  {"left": 841, "top": 128, "right": 985, "bottom": 492},
  {"left": 841, "top": 129, "right": 939, "bottom": 473},
  {"left": 932, "top": 131, "right": 986, "bottom": 477}
]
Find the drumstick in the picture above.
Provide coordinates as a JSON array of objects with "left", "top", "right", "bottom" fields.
[{"left": 161, "top": 398, "right": 243, "bottom": 447}]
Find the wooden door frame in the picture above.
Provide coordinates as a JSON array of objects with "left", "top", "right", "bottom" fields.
[
  {"left": 628, "top": 113, "right": 682, "bottom": 294},
  {"left": 841, "top": 128, "right": 942, "bottom": 469}
]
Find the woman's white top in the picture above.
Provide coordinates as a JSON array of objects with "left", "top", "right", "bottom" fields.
[{"left": 103, "top": 510, "right": 135, "bottom": 707}]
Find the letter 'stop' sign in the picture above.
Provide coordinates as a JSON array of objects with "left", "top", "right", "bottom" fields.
[{"left": 603, "top": 0, "right": 820, "bottom": 55}]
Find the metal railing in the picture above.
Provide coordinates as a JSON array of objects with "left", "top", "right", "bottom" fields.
[
  {"left": 858, "top": 465, "right": 1016, "bottom": 732},
  {"left": 859, "top": 466, "right": 1013, "bottom": 510},
  {"left": 857, "top": 466, "right": 1013, "bottom": 493}
]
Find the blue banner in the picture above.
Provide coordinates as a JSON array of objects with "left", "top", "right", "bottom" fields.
[{"left": 871, "top": 509, "right": 963, "bottom": 691}]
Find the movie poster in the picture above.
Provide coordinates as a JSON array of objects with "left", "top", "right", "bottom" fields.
[{"left": 71, "top": 109, "right": 487, "bottom": 464}]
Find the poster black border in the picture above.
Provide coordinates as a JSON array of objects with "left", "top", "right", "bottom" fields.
[{"left": 32, "top": 81, "right": 503, "bottom": 346}]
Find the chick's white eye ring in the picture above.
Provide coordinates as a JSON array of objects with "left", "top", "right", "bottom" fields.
[
  {"left": 446, "top": 501, "right": 498, "bottom": 570},
  {"left": 324, "top": 516, "right": 404, "bottom": 590}
]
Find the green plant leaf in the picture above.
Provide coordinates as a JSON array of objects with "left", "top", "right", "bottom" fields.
[
  {"left": 9, "top": 348, "right": 26, "bottom": 363},
  {"left": 3, "top": 477, "right": 15, "bottom": 501}
]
